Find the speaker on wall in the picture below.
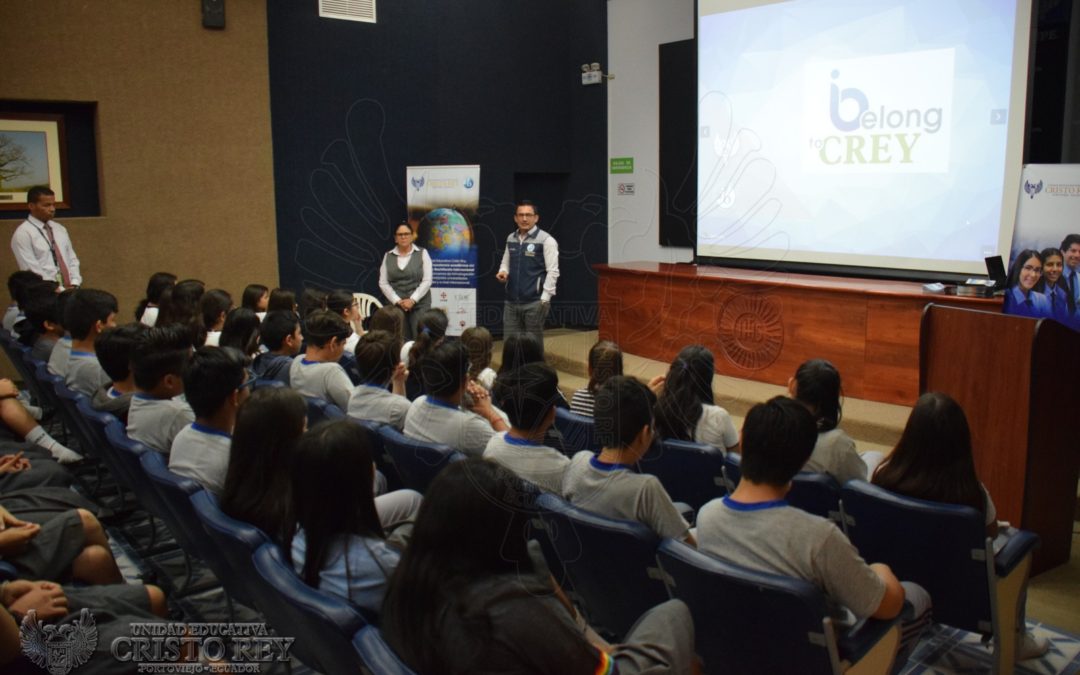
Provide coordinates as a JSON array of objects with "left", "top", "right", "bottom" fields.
[{"left": 202, "top": 0, "right": 225, "bottom": 29}]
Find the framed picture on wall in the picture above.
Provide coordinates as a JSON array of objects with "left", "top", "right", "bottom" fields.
[{"left": 0, "top": 113, "right": 69, "bottom": 210}]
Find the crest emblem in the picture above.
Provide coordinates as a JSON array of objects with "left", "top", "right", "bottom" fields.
[
  {"left": 464, "top": 177, "right": 475, "bottom": 189},
  {"left": 1024, "top": 179, "right": 1043, "bottom": 199},
  {"left": 21, "top": 609, "right": 98, "bottom": 675},
  {"left": 411, "top": 176, "right": 425, "bottom": 191},
  {"left": 526, "top": 244, "right": 536, "bottom": 252}
]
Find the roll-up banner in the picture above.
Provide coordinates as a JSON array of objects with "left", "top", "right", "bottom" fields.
[
  {"left": 405, "top": 165, "right": 481, "bottom": 336},
  {"left": 1010, "top": 164, "right": 1080, "bottom": 264}
]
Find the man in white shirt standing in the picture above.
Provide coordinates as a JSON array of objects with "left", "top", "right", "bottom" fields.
[
  {"left": 496, "top": 200, "right": 559, "bottom": 353},
  {"left": 11, "top": 186, "right": 82, "bottom": 290}
]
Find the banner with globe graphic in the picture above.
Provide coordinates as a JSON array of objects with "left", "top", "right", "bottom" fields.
[{"left": 406, "top": 165, "right": 481, "bottom": 336}]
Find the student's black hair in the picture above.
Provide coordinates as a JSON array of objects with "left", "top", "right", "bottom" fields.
[
  {"left": 64, "top": 288, "right": 118, "bottom": 340},
  {"left": 19, "top": 285, "right": 61, "bottom": 346},
  {"left": 241, "top": 284, "right": 269, "bottom": 312},
  {"left": 259, "top": 310, "right": 301, "bottom": 351},
  {"left": 595, "top": 375, "right": 656, "bottom": 449},
  {"left": 221, "top": 387, "right": 307, "bottom": 544},
  {"left": 792, "top": 359, "right": 842, "bottom": 432},
  {"left": 515, "top": 199, "right": 539, "bottom": 215},
  {"left": 872, "top": 392, "right": 986, "bottom": 515},
  {"left": 419, "top": 339, "right": 469, "bottom": 398},
  {"left": 291, "top": 420, "right": 385, "bottom": 593},
  {"left": 7, "top": 270, "right": 44, "bottom": 307},
  {"left": 382, "top": 459, "right": 537, "bottom": 673},
  {"left": 95, "top": 323, "right": 149, "bottom": 383},
  {"left": 354, "top": 330, "right": 400, "bottom": 385},
  {"left": 158, "top": 279, "right": 205, "bottom": 328},
  {"left": 54, "top": 288, "right": 76, "bottom": 331},
  {"left": 219, "top": 308, "right": 261, "bottom": 356},
  {"left": 653, "top": 344, "right": 715, "bottom": 441},
  {"left": 1035, "top": 247, "right": 1076, "bottom": 314},
  {"left": 325, "top": 289, "right": 354, "bottom": 316},
  {"left": 492, "top": 362, "right": 560, "bottom": 431},
  {"left": 302, "top": 309, "right": 351, "bottom": 348},
  {"left": 370, "top": 305, "right": 405, "bottom": 345},
  {"left": 1005, "top": 249, "right": 1043, "bottom": 290},
  {"left": 1060, "top": 233, "right": 1080, "bottom": 253},
  {"left": 133, "top": 324, "right": 195, "bottom": 391},
  {"left": 267, "top": 288, "right": 297, "bottom": 312},
  {"left": 739, "top": 396, "right": 818, "bottom": 486},
  {"left": 460, "top": 326, "right": 494, "bottom": 380},
  {"left": 498, "top": 333, "right": 543, "bottom": 374},
  {"left": 136, "top": 272, "right": 177, "bottom": 321},
  {"left": 199, "top": 289, "right": 233, "bottom": 331},
  {"left": 407, "top": 308, "right": 448, "bottom": 370},
  {"left": 586, "top": 340, "right": 623, "bottom": 395},
  {"left": 27, "top": 186, "right": 54, "bottom": 204},
  {"left": 300, "top": 287, "right": 328, "bottom": 318},
  {"left": 183, "top": 346, "right": 247, "bottom": 419}
]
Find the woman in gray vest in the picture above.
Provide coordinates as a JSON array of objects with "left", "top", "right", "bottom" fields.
[{"left": 378, "top": 221, "right": 433, "bottom": 340}]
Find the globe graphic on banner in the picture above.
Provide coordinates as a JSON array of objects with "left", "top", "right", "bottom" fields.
[{"left": 417, "top": 208, "right": 474, "bottom": 258}]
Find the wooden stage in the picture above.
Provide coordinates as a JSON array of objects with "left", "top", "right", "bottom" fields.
[{"left": 595, "top": 262, "right": 1000, "bottom": 406}]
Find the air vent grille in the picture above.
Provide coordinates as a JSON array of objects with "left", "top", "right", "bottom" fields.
[{"left": 319, "top": 0, "right": 376, "bottom": 23}]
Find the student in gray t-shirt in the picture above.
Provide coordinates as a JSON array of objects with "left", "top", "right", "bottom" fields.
[
  {"left": 169, "top": 347, "right": 251, "bottom": 495},
  {"left": 347, "top": 330, "right": 410, "bottom": 429},
  {"left": 62, "top": 288, "right": 118, "bottom": 397},
  {"left": 289, "top": 310, "right": 353, "bottom": 411},
  {"left": 561, "top": 376, "right": 693, "bottom": 544},
  {"left": 89, "top": 323, "right": 146, "bottom": 424},
  {"left": 403, "top": 340, "right": 508, "bottom": 457},
  {"left": 696, "top": 396, "right": 931, "bottom": 661},
  {"left": 126, "top": 324, "right": 195, "bottom": 453},
  {"left": 484, "top": 362, "right": 569, "bottom": 493}
]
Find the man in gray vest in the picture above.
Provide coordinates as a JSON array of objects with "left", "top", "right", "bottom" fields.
[{"left": 496, "top": 200, "right": 559, "bottom": 351}]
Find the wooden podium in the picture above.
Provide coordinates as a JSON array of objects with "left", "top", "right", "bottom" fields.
[{"left": 920, "top": 304, "right": 1080, "bottom": 574}]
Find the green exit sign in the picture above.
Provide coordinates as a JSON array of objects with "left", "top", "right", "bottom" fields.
[{"left": 610, "top": 157, "right": 634, "bottom": 174}]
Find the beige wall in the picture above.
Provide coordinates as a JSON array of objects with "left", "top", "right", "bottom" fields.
[{"left": 1, "top": 1, "right": 277, "bottom": 377}]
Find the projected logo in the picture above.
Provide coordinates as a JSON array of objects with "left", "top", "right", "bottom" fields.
[{"left": 803, "top": 49, "right": 954, "bottom": 173}]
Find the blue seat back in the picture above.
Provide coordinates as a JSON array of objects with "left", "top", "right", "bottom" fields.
[
  {"left": 788, "top": 472, "right": 843, "bottom": 522},
  {"left": 251, "top": 543, "right": 369, "bottom": 673},
  {"left": 346, "top": 418, "right": 404, "bottom": 492},
  {"left": 377, "top": 426, "right": 463, "bottom": 493},
  {"left": 103, "top": 421, "right": 167, "bottom": 514},
  {"left": 657, "top": 539, "right": 837, "bottom": 675},
  {"left": 840, "top": 481, "right": 994, "bottom": 631},
  {"left": 2, "top": 337, "right": 46, "bottom": 404},
  {"left": 139, "top": 450, "right": 219, "bottom": 564},
  {"left": 190, "top": 490, "right": 274, "bottom": 609},
  {"left": 553, "top": 408, "right": 599, "bottom": 455},
  {"left": 638, "top": 438, "right": 726, "bottom": 510},
  {"left": 32, "top": 361, "right": 65, "bottom": 422},
  {"left": 722, "top": 452, "right": 742, "bottom": 491},
  {"left": 304, "top": 395, "right": 345, "bottom": 426},
  {"left": 51, "top": 380, "right": 99, "bottom": 458},
  {"left": 353, "top": 626, "right": 419, "bottom": 675},
  {"left": 534, "top": 492, "right": 668, "bottom": 639}
]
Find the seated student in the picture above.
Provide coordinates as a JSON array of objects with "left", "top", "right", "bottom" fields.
[
  {"left": 382, "top": 458, "right": 697, "bottom": 674},
  {"left": 0, "top": 379, "right": 82, "bottom": 465},
  {"left": 485, "top": 363, "right": 569, "bottom": 493},
  {"left": 241, "top": 283, "right": 270, "bottom": 320},
  {"left": 871, "top": 391, "right": 1046, "bottom": 659},
  {"left": 562, "top": 376, "right": 695, "bottom": 544},
  {"left": 1002, "top": 249, "right": 1051, "bottom": 319},
  {"left": 135, "top": 271, "right": 177, "bottom": 327},
  {"left": 46, "top": 289, "right": 78, "bottom": 377},
  {"left": 18, "top": 281, "right": 64, "bottom": 362},
  {"left": 461, "top": 326, "right": 496, "bottom": 390},
  {"left": 326, "top": 289, "right": 362, "bottom": 353},
  {"left": 789, "top": 359, "right": 881, "bottom": 483},
  {"left": 654, "top": 344, "right": 737, "bottom": 452},
  {"left": 403, "top": 340, "right": 508, "bottom": 456},
  {"left": 570, "top": 339, "right": 625, "bottom": 417},
  {"left": 253, "top": 310, "right": 302, "bottom": 384},
  {"left": 291, "top": 420, "right": 421, "bottom": 614},
  {"left": 219, "top": 307, "right": 261, "bottom": 358},
  {"left": 401, "top": 308, "right": 447, "bottom": 400},
  {"left": 0, "top": 503, "right": 125, "bottom": 586},
  {"left": 199, "top": 288, "right": 233, "bottom": 346},
  {"left": 267, "top": 287, "right": 298, "bottom": 314},
  {"left": 221, "top": 387, "right": 306, "bottom": 544},
  {"left": 369, "top": 305, "right": 405, "bottom": 348},
  {"left": 696, "top": 396, "right": 931, "bottom": 664},
  {"left": 4, "top": 270, "right": 43, "bottom": 335},
  {"left": 169, "top": 347, "right": 251, "bottom": 496},
  {"left": 347, "top": 330, "right": 410, "bottom": 429},
  {"left": 127, "top": 325, "right": 195, "bottom": 454},
  {"left": 91, "top": 323, "right": 147, "bottom": 423},
  {"left": 156, "top": 278, "right": 205, "bottom": 332},
  {"left": 289, "top": 309, "right": 354, "bottom": 410},
  {"left": 64, "top": 289, "right": 119, "bottom": 397}
]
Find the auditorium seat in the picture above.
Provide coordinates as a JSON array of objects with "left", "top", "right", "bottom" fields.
[
  {"left": 638, "top": 437, "right": 726, "bottom": 511},
  {"left": 377, "top": 425, "right": 464, "bottom": 493}
]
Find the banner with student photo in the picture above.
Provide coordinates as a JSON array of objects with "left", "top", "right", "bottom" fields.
[
  {"left": 406, "top": 165, "right": 480, "bottom": 336},
  {"left": 1010, "top": 164, "right": 1080, "bottom": 263}
]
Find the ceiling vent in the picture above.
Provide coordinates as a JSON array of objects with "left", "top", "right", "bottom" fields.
[{"left": 319, "top": 0, "right": 376, "bottom": 23}]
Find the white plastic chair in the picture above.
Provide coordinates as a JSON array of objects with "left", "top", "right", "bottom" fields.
[{"left": 352, "top": 293, "right": 383, "bottom": 333}]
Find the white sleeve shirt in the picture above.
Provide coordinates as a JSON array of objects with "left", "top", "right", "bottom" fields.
[
  {"left": 11, "top": 216, "right": 82, "bottom": 287},
  {"left": 378, "top": 246, "right": 434, "bottom": 304}
]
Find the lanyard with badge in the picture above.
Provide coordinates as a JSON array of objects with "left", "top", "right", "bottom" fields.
[{"left": 31, "top": 221, "right": 65, "bottom": 285}]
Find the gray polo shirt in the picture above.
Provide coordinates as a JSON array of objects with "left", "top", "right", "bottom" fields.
[
  {"left": 803, "top": 429, "right": 868, "bottom": 484},
  {"left": 403, "top": 396, "right": 496, "bottom": 457},
  {"left": 169, "top": 423, "right": 231, "bottom": 496},
  {"left": 47, "top": 336, "right": 72, "bottom": 377},
  {"left": 289, "top": 356, "right": 353, "bottom": 410},
  {"left": 127, "top": 394, "right": 195, "bottom": 454},
  {"left": 561, "top": 451, "right": 690, "bottom": 540},
  {"left": 694, "top": 404, "right": 739, "bottom": 450},
  {"left": 347, "top": 384, "right": 410, "bottom": 430},
  {"left": 65, "top": 350, "right": 112, "bottom": 397},
  {"left": 483, "top": 432, "right": 570, "bottom": 494}
]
